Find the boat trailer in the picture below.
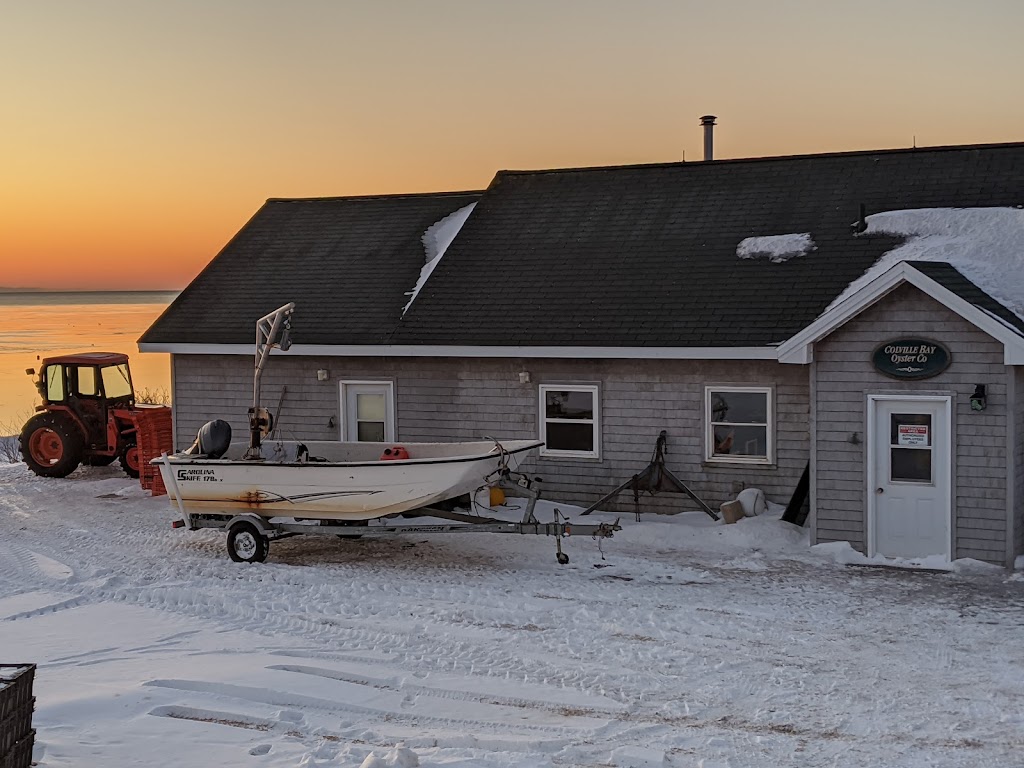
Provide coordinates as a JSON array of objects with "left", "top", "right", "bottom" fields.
[{"left": 165, "top": 459, "right": 621, "bottom": 565}]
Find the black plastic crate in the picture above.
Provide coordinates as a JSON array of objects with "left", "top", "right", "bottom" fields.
[
  {"left": 0, "top": 730, "right": 34, "bottom": 768},
  {"left": 0, "top": 666, "right": 35, "bottom": 722},
  {"left": 0, "top": 699, "right": 34, "bottom": 756}
]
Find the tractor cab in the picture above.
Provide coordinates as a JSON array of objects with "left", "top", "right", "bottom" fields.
[
  {"left": 22, "top": 352, "right": 141, "bottom": 478},
  {"left": 33, "top": 351, "right": 135, "bottom": 405}
]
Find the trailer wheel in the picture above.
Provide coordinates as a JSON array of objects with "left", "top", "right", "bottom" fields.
[
  {"left": 556, "top": 552, "right": 570, "bottom": 565},
  {"left": 227, "top": 521, "right": 269, "bottom": 563}
]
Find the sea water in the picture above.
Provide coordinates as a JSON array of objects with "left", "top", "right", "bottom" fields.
[{"left": 0, "top": 291, "right": 177, "bottom": 431}]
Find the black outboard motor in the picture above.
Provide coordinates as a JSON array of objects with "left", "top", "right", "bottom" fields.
[{"left": 181, "top": 419, "right": 232, "bottom": 459}]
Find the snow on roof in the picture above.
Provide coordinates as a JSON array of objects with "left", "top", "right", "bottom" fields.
[
  {"left": 736, "top": 233, "right": 815, "bottom": 263},
  {"left": 828, "top": 207, "right": 1024, "bottom": 318},
  {"left": 402, "top": 202, "right": 477, "bottom": 316}
]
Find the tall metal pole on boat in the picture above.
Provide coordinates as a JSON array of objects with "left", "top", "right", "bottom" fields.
[{"left": 249, "top": 303, "right": 295, "bottom": 457}]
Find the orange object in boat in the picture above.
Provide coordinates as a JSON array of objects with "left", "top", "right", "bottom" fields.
[{"left": 380, "top": 445, "right": 410, "bottom": 460}]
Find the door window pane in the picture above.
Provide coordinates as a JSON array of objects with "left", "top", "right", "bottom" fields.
[
  {"left": 357, "top": 421, "right": 386, "bottom": 442},
  {"left": 357, "top": 393, "right": 385, "bottom": 422},
  {"left": 890, "top": 414, "right": 931, "bottom": 446},
  {"left": 891, "top": 448, "right": 932, "bottom": 483},
  {"left": 889, "top": 414, "right": 932, "bottom": 483},
  {"left": 355, "top": 393, "right": 385, "bottom": 442}
]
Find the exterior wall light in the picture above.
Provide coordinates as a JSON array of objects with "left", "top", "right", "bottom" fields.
[
  {"left": 317, "top": 369, "right": 329, "bottom": 381},
  {"left": 970, "top": 384, "right": 987, "bottom": 411}
]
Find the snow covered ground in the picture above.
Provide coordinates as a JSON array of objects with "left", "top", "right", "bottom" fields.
[{"left": 3, "top": 463, "right": 1024, "bottom": 767}]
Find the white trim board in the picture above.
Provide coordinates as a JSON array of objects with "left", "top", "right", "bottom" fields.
[
  {"left": 138, "top": 343, "right": 779, "bottom": 360},
  {"left": 777, "top": 262, "right": 1024, "bottom": 365}
]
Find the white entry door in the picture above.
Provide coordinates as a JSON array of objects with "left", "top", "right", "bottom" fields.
[
  {"left": 868, "top": 396, "right": 951, "bottom": 560},
  {"left": 340, "top": 381, "right": 395, "bottom": 442}
]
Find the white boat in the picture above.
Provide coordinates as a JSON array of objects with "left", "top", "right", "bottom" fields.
[{"left": 156, "top": 437, "right": 543, "bottom": 522}]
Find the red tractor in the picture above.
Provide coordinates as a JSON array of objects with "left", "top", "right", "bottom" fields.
[{"left": 20, "top": 352, "right": 147, "bottom": 479}]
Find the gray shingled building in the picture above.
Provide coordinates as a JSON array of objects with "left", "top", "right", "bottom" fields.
[{"left": 140, "top": 142, "right": 1024, "bottom": 567}]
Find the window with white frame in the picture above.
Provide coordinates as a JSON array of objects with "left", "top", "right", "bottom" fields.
[
  {"left": 705, "top": 386, "right": 772, "bottom": 463},
  {"left": 539, "top": 385, "right": 599, "bottom": 458},
  {"left": 340, "top": 381, "right": 395, "bottom": 442}
]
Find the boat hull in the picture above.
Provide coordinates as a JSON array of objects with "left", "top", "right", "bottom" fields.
[{"left": 156, "top": 439, "right": 542, "bottom": 522}]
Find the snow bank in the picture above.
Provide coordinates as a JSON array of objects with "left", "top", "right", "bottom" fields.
[
  {"left": 402, "top": 203, "right": 476, "bottom": 316},
  {"left": 737, "top": 232, "right": 815, "bottom": 263},
  {"left": 829, "top": 207, "right": 1024, "bottom": 318}
]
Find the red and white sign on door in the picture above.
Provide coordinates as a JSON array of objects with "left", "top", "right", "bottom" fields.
[{"left": 897, "top": 424, "right": 929, "bottom": 446}]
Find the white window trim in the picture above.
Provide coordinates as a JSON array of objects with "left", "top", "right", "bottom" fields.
[
  {"left": 538, "top": 384, "right": 600, "bottom": 459},
  {"left": 704, "top": 385, "right": 774, "bottom": 465},
  {"left": 339, "top": 380, "right": 396, "bottom": 442}
]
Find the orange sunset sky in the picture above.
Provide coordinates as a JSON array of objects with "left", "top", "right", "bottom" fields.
[{"left": 2, "top": 0, "right": 1022, "bottom": 291}]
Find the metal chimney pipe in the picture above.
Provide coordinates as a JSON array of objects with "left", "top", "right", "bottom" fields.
[{"left": 700, "top": 115, "right": 717, "bottom": 161}]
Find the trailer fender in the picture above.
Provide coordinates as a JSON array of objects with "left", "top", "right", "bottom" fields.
[{"left": 224, "top": 514, "right": 277, "bottom": 537}]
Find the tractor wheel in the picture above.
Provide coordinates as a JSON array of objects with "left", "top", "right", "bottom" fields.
[
  {"left": 119, "top": 441, "right": 140, "bottom": 479},
  {"left": 83, "top": 454, "right": 117, "bottom": 467},
  {"left": 19, "top": 413, "right": 85, "bottom": 478}
]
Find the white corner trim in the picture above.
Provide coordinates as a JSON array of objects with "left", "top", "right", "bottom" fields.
[
  {"left": 776, "top": 262, "right": 1024, "bottom": 365},
  {"left": 138, "top": 343, "right": 779, "bottom": 360}
]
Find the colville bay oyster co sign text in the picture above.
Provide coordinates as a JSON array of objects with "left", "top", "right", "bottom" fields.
[{"left": 872, "top": 338, "right": 951, "bottom": 379}]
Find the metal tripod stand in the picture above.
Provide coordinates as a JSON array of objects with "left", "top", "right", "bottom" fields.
[{"left": 580, "top": 431, "right": 719, "bottom": 521}]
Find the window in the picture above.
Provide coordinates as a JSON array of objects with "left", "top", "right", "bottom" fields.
[
  {"left": 101, "top": 364, "right": 133, "bottom": 399},
  {"left": 75, "top": 366, "right": 98, "bottom": 396},
  {"left": 539, "top": 385, "right": 599, "bottom": 459},
  {"left": 340, "top": 381, "right": 395, "bottom": 442},
  {"left": 45, "top": 364, "right": 65, "bottom": 402},
  {"left": 705, "top": 386, "right": 772, "bottom": 463},
  {"left": 889, "top": 413, "right": 932, "bottom": 484}
]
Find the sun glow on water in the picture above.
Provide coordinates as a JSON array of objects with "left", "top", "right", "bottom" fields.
[{"left": 0, "top": 292, "right": 176, "bottom": 431}]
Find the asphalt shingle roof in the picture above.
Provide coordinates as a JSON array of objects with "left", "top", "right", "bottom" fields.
[
  {"left": 908, "top": 261, "right": 1024, "bottom": 337},
  {"left": 140, "top": 191, "right": 482, "bottom": 345},
  {"left": 392, "top": 143, "right": 1024, "bottom": 347},
  {"left": 144, "top": 143, "right": 1024, "bottom": 348}
]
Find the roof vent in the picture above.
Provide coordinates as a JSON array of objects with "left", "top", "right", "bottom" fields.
[{"left": 700, "top": 115, "right": 717, "bottom": 161}]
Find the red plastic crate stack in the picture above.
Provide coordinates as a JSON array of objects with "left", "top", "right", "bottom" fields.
[
  {"left": 134, "top": 405, "right": 173, "bottom": 496},
  {"left": 0, "top": 664, "right": 35, "bottom": 768}
]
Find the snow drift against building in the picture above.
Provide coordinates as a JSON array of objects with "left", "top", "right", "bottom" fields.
[
  {"left": 830, "top": 207, "right": 1024, "bottom": 318},
  {"left": 402, "top": 203, "right": 477, "bottom": 316},
  {"left": 736, "top": 233, "right": 816, "bottom": 263}
]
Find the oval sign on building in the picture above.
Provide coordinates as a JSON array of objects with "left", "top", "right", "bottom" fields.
[{"left": 872, "top": 339, "right": 951, "bottom": 379}]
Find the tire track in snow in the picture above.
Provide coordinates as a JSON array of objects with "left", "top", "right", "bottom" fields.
[
  {"left": 267, "top": 663, "right": 630, "bottom": 719},
  {"left": 144, "top": 677, "right": 604, "bottom": 739}
]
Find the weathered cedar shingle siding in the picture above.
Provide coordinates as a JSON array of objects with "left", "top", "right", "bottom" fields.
[
  {"left": 1015, "top": 366, "right": 1024, "bottom": 558},
  {"left": 813, "top": 284, "right": 1010, "bottom": 564},
  {"left": 172, "top": 355, "right": 809, "bottom": 513}
]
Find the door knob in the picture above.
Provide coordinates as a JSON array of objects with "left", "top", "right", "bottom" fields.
[{"left": 876, "top": 488, "right": 884, "bottom": 494}]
